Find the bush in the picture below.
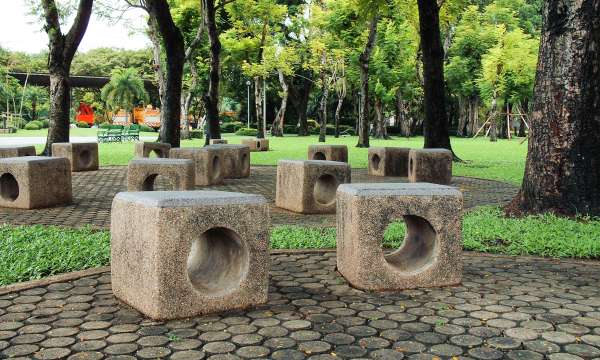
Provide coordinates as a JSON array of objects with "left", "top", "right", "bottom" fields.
[
  {"left": 283, "top": 124, "right": 297, "bottom": 134},
  {"left": 76, "top": 121, "right": 90, "bottom": 128},
  {"left": 24, "top": 122, "right": 41, "bottom": 130},
  {"left": 139, "top": 124, "right": 155, "bottom": 132},
  {"left": 39, "top": 119, "right": 49, "bottom": 128},
  {"left": 189, "top": 130, "right": 203, "bottom": 139},
  {"left": 99, "top": 122, "right": 112, "bottom": 129},
  {"left": 221, "top": 121, "right": 243, "bottom": 133},
  {"left": 235, "top": 127, "right": 258, "bottom": 136},
  {"left": 221, "top": 113, "right": 239, "bottom": 123}
]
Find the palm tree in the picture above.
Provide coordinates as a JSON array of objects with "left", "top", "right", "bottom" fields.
[{"left": 101, "top": 68, "right": 148, "bottom": 124}]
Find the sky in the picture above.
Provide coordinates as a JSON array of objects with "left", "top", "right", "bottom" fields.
[{"left": 0, "top": 0, "right": 151, "bottom": 54}]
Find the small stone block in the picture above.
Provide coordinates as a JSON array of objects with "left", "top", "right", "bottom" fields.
[
  {"left": 276, "top": 160, "right": 351, "bottom": 214},
  {"left": 111, "top": 190, "right": 270, "bottom": 320},
  {"left": 127, "top": 158, "right": 195, "bottom": 191},
  {"left": 368, "top": 147, "right": 411, "bottom": 177},
  {"left": 241, "top": 138, "right": 269, "bottom": 152},
  {"left": 0, "top": 146, "right": 36, "bottom": 158},
  {"left": 209, "top": 139, "right": 228, "bottom": 145},
  {"left": 0, "top": 156, "right": 72, "bottom": 209},
  {"left": 134, "top": 142, "right": 171, "bottom": 158},
  {"left": 169, "top": 147, "right": 224, "bottom": 186},
  {"left": 408, "top": 149, "right": 453, "bottom": 185},
  {"left": 205, "top": 144, "right": 250, "bottom": 179},
  {"left": 308, "top": 145, "right": 348, "bottom": 162},
  {"left": 336, "top": 183, "right": 463, "bottom": 291},
  {"left": 51, "top": 142, "right": 99, "bottom": 172}
]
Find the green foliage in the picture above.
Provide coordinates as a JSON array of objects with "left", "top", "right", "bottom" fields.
[
  {"left": 189, "top": 130, "right": 203, "bottom": 139},
  {"left": 235, "top": 127, "right": 258, "bottom": 136},
  {"left": 99, "top": 122, "right": 112, "bottom": 129},
  {"left": 0, "top": 225, "right": 110, "bottom": 286},
  {"left": 39, "top": 119, "right": 49, "bottom": 128},
  {"left": 24, "top": 121, "right": 41, "bottom": 130},
  {"left": 76, "top": 121, "right": 90, "bottom": 128},
  {"left": 101, "top": 68, "right": 149, "bottom": 113},
  {"left": 221, "top": 121, "right": 243, "bottom": 133},
  {"left": 139, "top": 124, "right": 155, "bottom": 132}
]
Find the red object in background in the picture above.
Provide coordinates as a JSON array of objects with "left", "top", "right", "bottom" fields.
[{"left": 76, "top": 103, "right": 94, "bottom": 125}]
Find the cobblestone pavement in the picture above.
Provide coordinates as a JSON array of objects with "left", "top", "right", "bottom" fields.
[
  {"left": 1, "top": 252, "right": 600, "bottom": 359},
  {"left": 0, "top": 166, "right": 517, "bottom": 229}
]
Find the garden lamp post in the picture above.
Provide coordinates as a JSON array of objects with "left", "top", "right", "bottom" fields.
[{"left": 246, "top": 80, "right": 251, "bottom": 129}]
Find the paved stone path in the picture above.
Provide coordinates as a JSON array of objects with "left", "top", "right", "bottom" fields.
[
  {"left": 1, "top": 252, "right": 599, "bottom": 360},
  {"left": 0, "top": 166, "right": 517, "bottom": 229}
]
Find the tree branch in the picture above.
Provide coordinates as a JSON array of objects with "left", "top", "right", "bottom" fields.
[{"left": 64, "top": 0, "right": 94, "bottom": 62}]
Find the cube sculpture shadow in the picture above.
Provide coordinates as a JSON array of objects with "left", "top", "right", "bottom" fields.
[
  {"left": 52, "top": 143, "right": 99, "bottom": 172},
  {"left": 0, "top": 146, "right": 36, "bottom": 158},
  {"left": 170, "top": 148, "right": 224, "bottom": 186},
  {"left": 111, "top": 191, "right": 270, "bottom": 320},
  {"left": 308, "top": 145, "right": 348, "bottom": 163},
  {"left": 368, "top": 147, "right": 411, "bottom": 177},
  {"left": 276, "top": 160, "right": 351, "bottom": 214},
  {"left": 336, "top": 183, "right": 463, "bottom": 291},
  {"left": 127, "top": 158, "right": 195, "bottom": 191},
  {"left": 241, "top": 138, "right": 269, "bottom": 152},
  {"left": 134, "top": 142, "right": 171, "bottom": 158},
  {"left": 408, "top": 149, "right": 453, "bottom": 185},
  {"left": 205, "top": 144, "right": 250, "bottom": 179},
  {"left": 209, "top": 139, "right": 228, "bottom": 145},
  {"left": 0, "top": 156, "right": 72, "bottom": 209}
]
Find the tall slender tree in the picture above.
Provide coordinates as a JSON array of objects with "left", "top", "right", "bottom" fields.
[
  {"left": 507, "top": 0, "right": 600, "bottom": 216},
  {"left": 41, "top": 0, "right": 93, "bottom": 155},
  {"left": 202, "top": 0, "right": 222, "bottom": 144}
]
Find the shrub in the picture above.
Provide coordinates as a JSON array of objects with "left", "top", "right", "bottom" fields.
[
  {"left": 39, "top": 119, "right": 49, "bottom": 128},
  {"left": 139, "top": 124, "right": 155, "bottom": 132},
  {"left": 76, "top": 121, "right": 90, "bottom": 128},
  {"left": 283, "top": 124, "right": 297, "bottom": 134},
  {"left": 235, "top": 127, "right": 258, "bottom": 136},
  {"left": 24, "top": 122, "right": 41, "bottom": 130},
  {"left": 189, "top": 130, "right": 203, "bottom": 139},
  {"left": 307, "top": 119, "right": 319, "bottom": 129},
  {"left": 221, "top": 121, "right": 243, "bottom": 133},
  {"left": 98, "top": 122, "right": 112, "bottom": 129},
  {"left": 221, "top": 113, "right": 239, "bottom": 123}
]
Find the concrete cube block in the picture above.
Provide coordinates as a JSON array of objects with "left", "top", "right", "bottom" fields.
[
  {"left": 368, "top": 147, "right": 411, "bottom": 177},
  {"left": 308, "top": 145, "right": 348, "bottom": 162},
  {"left": 0, "top": 146, "right": 36, "bottom": 158},
  {"left": 205, "top": 144, "right": 250, "bottom": 179},
  {"left": 209, "top": 139, "right": 228, "bottom": 145},
  {"left": 111, "top": 190, "right": 270, "bottom": 320},
  {"left": 127, "top": 158, "right": 195, "bottom": 191},
  {"left": 169, "top": 147, "right": 224, "bottom": 186},
  {"left": 336, "top": 183, "right": 463, "bottom": 291},
  {"left": 408, "top": 149, "right": 453, "bottom": 185},
  {"left": 0, "top": 156, "right": 72, "bottom": 209},
  {"left": 51, "top": 142, "right": 99, "bottom": 172},
  {"left": 134, "top": 142, "right": 171, "bottom": 158},
  {"left": 276, "top": 160, "right": 351, "bottom": 214},
  {"left": 241, "top": 138, "right": 269, "bottom": 152}
]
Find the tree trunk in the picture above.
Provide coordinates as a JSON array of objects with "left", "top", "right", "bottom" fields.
[
  {"left": 334, "top": 95, "right": 343, "bottom": 138},
  {"left": 202, "top": 0, "right": 221, "bottom": 145},
  {"left": 416, "top": 0, "right": 454, "bottom": 154},
  {"left": 357, "top": 15, "right": 378, "bottom": 148},
  {"left": 457, "top": 97, "right": 467, "bottom": 137},
  {"left": 148, "top": 18, "right": 166, "bottom": 116},
  {"left": 254, "top": 77, "right": 264, "bottom": 138},
  {"left": 396, "top": 90, "right": 410, "bottom": 137},
  {"left": 318, "top": 86, "right": 328, "bottom": 143},
  {"left": 41, "top": 0, "right": 93, "bottom": 155},
  {"left": 373, "top": 97, "right": 388, "bottom": 139},
  {"left": 507, "top": 0, "right": 600, "bottom": 216},
  {"left": 273, "top": 70, "right": 288, "bottom": 137},
  {"left": 146, "top": 0, "right": 185, "bottom": 148}
]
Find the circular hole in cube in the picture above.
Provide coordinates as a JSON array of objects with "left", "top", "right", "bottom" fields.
[
  {"left": 384, "top": 215, "right": 437, "bottom": 273},
  {"left": 313, "top": 152, "right": 326, "bottom": 161},
  {"left": 142, "top": 174, "right": 174, "bottom": 191},
  {"left": 212, "top": 155, "right": 222, "bottom": 182},
  {"left": 371, "top": 154, "right": 381, "bottom": 171},
  {"left": 79, "top": 149, "right": 93, "bottom": 168},
  {"left": 313, "top": 173, "right": 339, "bottom": 206},
  {"left": 187, "top": 227, "right": 248, "bottom": 296},
  {"left": 0, "top": 173, "right": 19, "bottom": 202}
]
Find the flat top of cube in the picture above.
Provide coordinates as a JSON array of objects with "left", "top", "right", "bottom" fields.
[
  {"left": 169, "top": 147, "right": 205, "bottom": 153},
  {"left": 206, "top": 144, "right": 249, "bottom": 149},
  {"left": 411, "top": 148, "right": 452, "bottom": 154},
  {"left": 338, "top": 183, "right": 461, "bottom": 197},
  {"left": 279, "top": 159, "right": 349, "bottom": 167},
  {"left": 308, "top": 144, "right": 348, "bottom": 149},
  {"left": 0, "top": 145, "right": 35, "bottom": 150},
  {"left": 130, "top": 158, "right": 193, "bottom": 165},
  {"left": 0, "top": 156, "right": 64, "bottom": 164},
  {"left": 137, "top": 141, "right": 170, "bottom": 146},
  {"left": 115, "top": 190, "right": 267, "bottom": 208}
]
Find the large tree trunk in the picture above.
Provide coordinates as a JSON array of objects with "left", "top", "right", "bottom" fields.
[
  {"left": 456, "top": 97, "right": 467, "bottom": 137},
  {"left": 254, "top": 77, "right": 264, "bottom": 138},
  {"left": 334, "top": 95, "right": 343, "bottom": 138},
  {"left": 373, "top": 97, "right": 388, "bottom": 139},
  {"left": 395, "top": 90, "right": 411, "bottom": 137},
  {"left": 148, "top": 18, "right": 166, "bottom": 115},
  {"left": 288, "top": 70, "right": 312, "bottom": 136},
  {"left": 318, "top": 86, "right": 328, "bottom": 143},
  {"left": 357, "top": 15, "right": 378, "bottom": 148},
  {"left": 272, "top": 70, "right": 288, "bottom": 137},
  {"left": 41, "top": 0, "right": 93, "bottom": 155},
  {"left": 507, "top": 0, "right": 600, "bottom": 216},
  {"left": 416, "top": 0, "right": 454, "bottom": 154},
  {"left": 146, "top": 0, "right": 185, "bottom": 148},
  {"left": 202, "top": 0, "right": 222, "bottom": 145}
]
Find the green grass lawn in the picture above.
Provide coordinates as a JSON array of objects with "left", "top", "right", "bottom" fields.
[
  {"left": 4, "top": 128, "right": 526, "bottom": 184},
  {"left": 1, "top": 207, "right": 598, "bottom": 286}
]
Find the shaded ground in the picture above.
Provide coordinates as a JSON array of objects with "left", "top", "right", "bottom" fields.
[
  {"left": 0, "top": 166, "right": 517, "bottom": 229},
  {"left": 1, "top": 252, "right": 599, "bottom": 359}
]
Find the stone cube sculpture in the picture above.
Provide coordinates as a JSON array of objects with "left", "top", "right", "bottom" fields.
[
  {"left": 134, "top": 142, "right": 171, "bottom": 158},
  {"left": 276, "top": 160, "right": 351, "bottom": 214},
  {"left": 408, "top": 148, "right": 453, "bottom": 185},
  {"left": 209, "top": 139, "right": 228, "bottom": 145},
  {"left": 336, "top": 183, "right": 463, "bottom": 291},
  {"left": 205, "top": 144, "right": 250, "bottom": 179},
  {"left": 169, "top": 147, "right": 224, "bottom": 186},
  {"left": 368, "top": 147, "right": 411, "bottom": 177},
  {"left": 111, "top": 190, "right": 270, "bottom": 320},
  {"left": 0, "top": 146, "right": 36, "bottom": 158},
  {"left": 241, "top": 138, "right": 269, "bottom": 152},
  {"left": 0, "top": 156, "right": 72, "bottom": 209},
  {"left": 127, "top": 158, "right": 195, "bottom": 191},
  {"left": 308, "top": 145, "right": 348, "bottom": 163},
  {"left": 52, "top": 142, "right": 99, "bottom": 172}
]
